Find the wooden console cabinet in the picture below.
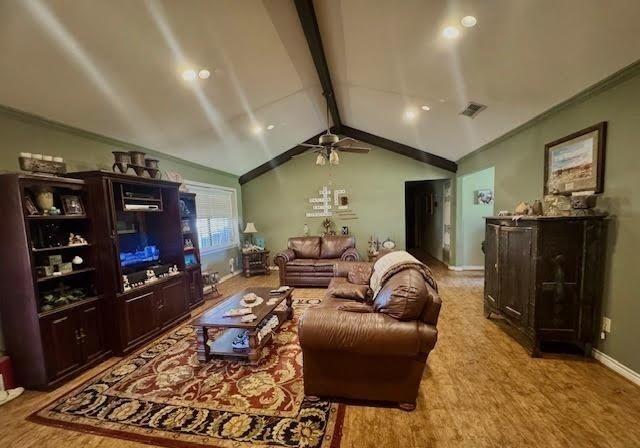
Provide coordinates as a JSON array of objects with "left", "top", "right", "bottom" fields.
[{"left": 484, "top": 216, "right": 607, "bottom": 356}]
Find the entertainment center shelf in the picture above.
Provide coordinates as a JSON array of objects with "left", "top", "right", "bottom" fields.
[
  {"left": 32, "top": 243, "right": 92, "bottom": 253},
  {"left": 69, "top": 170, "right": 192, "bottom": 355}
]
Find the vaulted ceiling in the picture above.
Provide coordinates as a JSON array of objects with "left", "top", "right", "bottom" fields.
[{"left": 1, "top": 0, "right": 639, "bottom": 177}]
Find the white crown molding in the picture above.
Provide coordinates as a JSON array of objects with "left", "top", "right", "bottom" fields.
[{"left": 592, "top": 349, "right": 640, "bottom": 387}]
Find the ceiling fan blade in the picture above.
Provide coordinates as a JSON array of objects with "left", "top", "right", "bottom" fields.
[
  {"left": 337, "top": 147, "right": 370, "bottom": 153},
  {"left": 336, "top": 137, "right": 358, "bottom": 145},
  {"left": 299, "top": 143, "right": 323, "bottom": 148},
  {"left": 292, "top": 147, "right": 324, "bottom": 157}
]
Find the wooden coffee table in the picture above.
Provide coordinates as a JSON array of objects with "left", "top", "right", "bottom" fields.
[{"left": 193, "top": 287, "right": 294, "bottom": 364}]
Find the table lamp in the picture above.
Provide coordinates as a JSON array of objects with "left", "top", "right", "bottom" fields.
[{"left": 243, "top": 222, "right": 257, "bottom": 245}]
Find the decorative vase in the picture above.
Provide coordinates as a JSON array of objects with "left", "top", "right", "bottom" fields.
[
  {"left": 145, "top": 158, "right": 161, "bottom": 178},
  {"left": 34, "top": 187, "right": 54, "bottom": 213},
  {"left": 129, "top": 151, "right": 146, "bottom": 173},
  {"left": 112, "top": 151, "right": 131, "bottom": 174}
]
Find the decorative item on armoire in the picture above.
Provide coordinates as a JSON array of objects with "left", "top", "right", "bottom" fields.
[
  {"left": 19, "top": 153, "right": 66, "bottom": 175},
  {"left": 145, "top": 158, "right": 161, "bottom": 179},
  {"left": 544, "top": 122, "right": 607, "bottom": 195},
  {"left": 127, "top": 150, "right": 147, "bottom": 176},
  {"left": 112, "top": 151, "right": 131, "bottom": 174},
  {"left": 61, "top": 195, "right": 85, "bottom": 215}
]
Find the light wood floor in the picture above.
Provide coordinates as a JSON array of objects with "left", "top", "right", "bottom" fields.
[{"left": 1, "top": 265, "right": 640, "bottom": 448}]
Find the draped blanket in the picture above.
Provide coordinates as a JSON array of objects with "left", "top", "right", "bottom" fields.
[{"left": 370, "top": 251, "right": 438, "bottom": 298}]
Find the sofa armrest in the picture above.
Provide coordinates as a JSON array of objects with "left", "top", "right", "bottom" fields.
[
  {"left": 274, "top": 249, "right": 295, "bottom": 266},
  {"left": 341, "top": 247, "right": 360, "bottom": 261},
  {"left": 299, "top": 307, "right": 429, "bottom": 356}
]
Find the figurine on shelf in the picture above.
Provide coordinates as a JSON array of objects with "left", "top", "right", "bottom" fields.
[
  {"left": 169, "top": 264, "right": 179, "bottom": 275},
  {"left": 184, "top": 238, "right": 194, "bottom": 248},
  {"left": 123, "top": 275, "right": 130, "bottom": 291},
  {"left": 146, "top": 269, "right": 158, "bottom": 282},
  {"left": 68, "top": 233, "right": 88, "bottom": 246}
]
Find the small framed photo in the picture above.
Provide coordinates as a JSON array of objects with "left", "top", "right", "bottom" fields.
[
  {"left": 474, "top": 189, "right": 494, "bottom": 205},
  {"left": 24, "top": 196, "right": 40, "bottom": 215},
  {"left": 61, "top": 195, "right": 85, "bottom": 215}
]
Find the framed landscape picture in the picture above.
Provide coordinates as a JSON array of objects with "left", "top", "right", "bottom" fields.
[{"left": 544, "top": 122, "right": 607, "bottom": 195}]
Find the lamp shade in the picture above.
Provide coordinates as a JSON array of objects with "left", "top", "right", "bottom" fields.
[
  {"left": 329, "top": 150, "right": 340, "bottom": 165},
  {"left": 243, "top": 222, "right": 258, "bottom": 234},
  {"left": 315, "top": 153, "right": 326, "bottom": 165}
]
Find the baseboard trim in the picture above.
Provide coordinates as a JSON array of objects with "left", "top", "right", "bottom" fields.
[
  {"left": 447, "top": 265, "right": 484, "bottom": 271},
  {"left": 219, "top": 271, "right": 241, "bottom": 283},
  {"left": 592, "top": 349, "right": 640, "bottom": 386}
]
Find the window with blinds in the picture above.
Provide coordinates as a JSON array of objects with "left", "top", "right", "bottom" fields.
[{"left": 185, "top": 182, "right": 239, "bottom": 254}]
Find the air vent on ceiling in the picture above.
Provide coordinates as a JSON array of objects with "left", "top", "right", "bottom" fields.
[{"left": 460, "top": 102, "right": 487, "bottom": 118}]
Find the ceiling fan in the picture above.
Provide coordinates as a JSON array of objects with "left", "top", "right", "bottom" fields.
[{"left": 296, "top": 97, "right": 370, "bottom": 166}]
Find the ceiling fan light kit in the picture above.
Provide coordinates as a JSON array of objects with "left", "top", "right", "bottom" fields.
[
  {"left": 329, "top": 150, "right": 340, "bottom": 165},
  {"left": 315, "top": 153, "right": 326, "bottom": 165}
]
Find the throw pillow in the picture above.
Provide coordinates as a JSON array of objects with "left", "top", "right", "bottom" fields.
[{"left": 347, "top": 263, "right": 373, "bottom": 285}]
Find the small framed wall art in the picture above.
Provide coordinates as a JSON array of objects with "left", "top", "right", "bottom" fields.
[{"left": 544, "top": 122, "right": 607, "bottom": 195}]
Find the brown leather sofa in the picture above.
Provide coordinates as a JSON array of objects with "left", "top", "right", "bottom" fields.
[
  {"left": 298, "top": 261, "right": 441, "bottom": 410},
  {"left": 274, "top": 236, "right": 360, "bottom": 287}
]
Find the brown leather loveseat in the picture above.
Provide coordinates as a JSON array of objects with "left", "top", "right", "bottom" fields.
[
  {"left": 274, "top": 236, "right": 360, "bottom": 287},
  {"left": 298, "top": 258, "right": 441, "bottom": 410}
]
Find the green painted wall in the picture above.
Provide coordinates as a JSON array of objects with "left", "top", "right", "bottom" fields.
[
  {"left": 241, "top": 144, "right": 453, "bottom": 259},
  {"left": 0, "top": 107, "right": 242, "bottom": 352},
  {"left": 457, "top": 66, "right": 640, "bottom": 373},
  {"left": 456, "top": 167, "right": 494, "bottom": 267}
]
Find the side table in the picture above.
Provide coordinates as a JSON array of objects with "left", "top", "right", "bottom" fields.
[{"left": 242, "top": 250, "right": 270, "bottom": 277}]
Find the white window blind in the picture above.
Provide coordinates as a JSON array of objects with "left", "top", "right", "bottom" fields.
[{"left": 186, "top": 182, "right": 239, "bottom": 254}]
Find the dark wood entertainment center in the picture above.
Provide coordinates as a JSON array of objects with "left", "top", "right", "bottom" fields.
[{"left": 0, "top": 171, "right": 205, "bottom": 389}]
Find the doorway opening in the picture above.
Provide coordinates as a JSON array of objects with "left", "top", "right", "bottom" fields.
[
  {"left": 455, "top": 167, "right": 495, "bottom": 268},
  {"left": 405, "top": 179, "right": 451, "bottom": 265}
]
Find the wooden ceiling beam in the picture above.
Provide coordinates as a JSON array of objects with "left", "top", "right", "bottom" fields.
[
  {"left": 238, "top": 131, "right": 327, "bottom": 185},
  {"left": 341, "top": 126, "right": 458, "bottom": 173},
  {"left": 294, "top": 0, "right": 341, "bottom": 131}
]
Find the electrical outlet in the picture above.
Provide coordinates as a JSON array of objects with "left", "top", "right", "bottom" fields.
[{"left": 602, "top": 317, "right": 612, "bottom": 333}]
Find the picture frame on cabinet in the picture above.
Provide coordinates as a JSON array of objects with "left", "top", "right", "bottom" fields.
[
  {"left": 61, "top": 195, "right": 85, "bottom": 215},
  {"left": 24, "top": 196, "right": 40, "bottom": 215}
]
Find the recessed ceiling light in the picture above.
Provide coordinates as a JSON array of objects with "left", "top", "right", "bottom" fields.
[
  {"left": 181, "top": 69, "right": 197, "bottom": 81},
  {"left": 267, "top": 124, "right": 275, "bottom": 130},
  {"left": 421, "top": 105, "right": 431, "bottom": 111},
  {"left": 403, "top": 109, "right": 418, "bottom": 122},
  {"left": 198, "top": 69, "right": 210, "bottom": 79},
  {"left": 252, "top": 125, "right": 264, "bottom": 135},
  {"left": 461, "top": 16, "right": 477, "bottom": 28},
  {"left": 442, "top": 26, "right": 460, "bottom": 39}
]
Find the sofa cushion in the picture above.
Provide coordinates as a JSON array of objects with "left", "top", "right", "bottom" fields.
[
  {"left": 373, "top": 268, "right": 431, "bottom": 321},
  {"left": 286, "top": 259, "right": 316, "bottom": 272},
  {"left": 288, "top": 237, "right": 321, "bottom": 259},
  {"left": 287, "top": 259, "right": 338, "bottom": 274},
  {"left": 327, "top": 277, "right": 371, "bottom": 301},
  {"left": 320, "top": 235, "right": 355, "bottom": 259},
  {"left": 347, "top": 263, "right": 373, "bottom": 285}
]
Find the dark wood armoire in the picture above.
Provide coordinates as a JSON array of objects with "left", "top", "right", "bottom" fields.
[{"left": 484, "top": 215, "right": 607, "bottom": 356}]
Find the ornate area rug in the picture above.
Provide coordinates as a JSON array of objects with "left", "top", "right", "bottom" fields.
[{"left": 29, "top": 298, "right": 344, "bottom": 448}]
